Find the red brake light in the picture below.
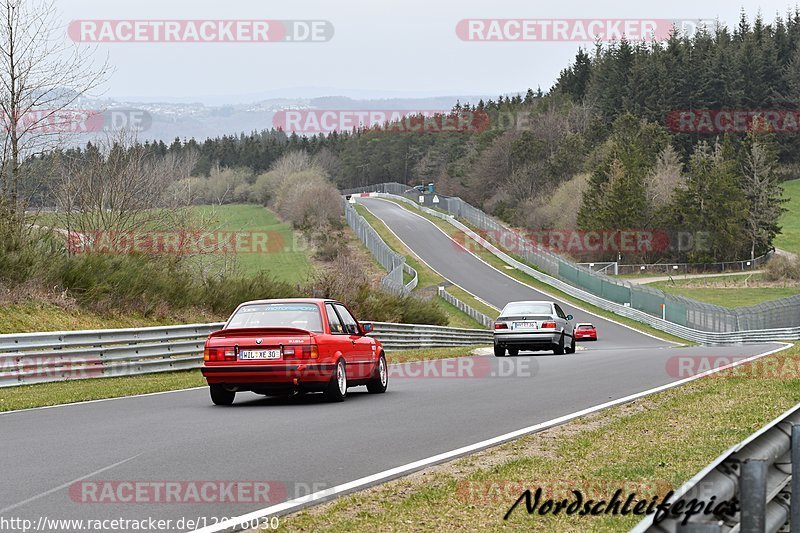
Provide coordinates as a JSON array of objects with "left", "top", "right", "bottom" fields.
[
  {"left": 282, "top": 344, "right": 319, "bottom": 359},
  {"left": 494, "top": 322, "right": 508, "bottom": 330},
  {"left": 541, "top": 322, "right": 557, "bottom": 329},
  {"left": 203, "top": 346, "right": 236, "bottom": 362}
]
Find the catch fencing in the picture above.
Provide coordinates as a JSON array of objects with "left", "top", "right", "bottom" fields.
[
  {"left": 0, "top": 322, "right": 493, "bottom": 388},
  {"left": 633, "top": 401, "right": 800, "bottom": 532},
  {"left": 616, "top": 254, "right": 772, "bottom": 276},
  {"left": 347, "top": 183, "right": 800, "bottom": 335},
  {"left": 343, "top": 199, "right": 417, "bottom": 294}
]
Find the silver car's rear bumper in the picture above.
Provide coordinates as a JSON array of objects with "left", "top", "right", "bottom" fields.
[{"left": 494, "top": 331, "right": 561, "bottom": 347}]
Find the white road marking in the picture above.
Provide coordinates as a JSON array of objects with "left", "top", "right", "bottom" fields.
[
  {"left": 0, "top": 453, "right": 143, "bottom": 514},
  {"left": 191, "top": 342, "right": 792, "bottom": 533}
]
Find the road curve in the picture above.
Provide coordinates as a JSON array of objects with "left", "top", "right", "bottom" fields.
[
  {"left": 358, "top": 197, "right": 665, "bottom": 351},
  {"left": 0, "top": 199, "right": 779, "bottom": 531}
]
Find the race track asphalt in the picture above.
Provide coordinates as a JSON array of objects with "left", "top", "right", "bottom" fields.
[{"left": 0, "top": 198, "right": 779, "bottom": 532}]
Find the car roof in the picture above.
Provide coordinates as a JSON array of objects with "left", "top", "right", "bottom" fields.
[
  {"left": 576, "top": 323, "right": 595, "bottom": 327},
  {"left": 237, "top": 298, "right": 335, "bottom": 307},
  {"left": 503, "top": 301, "right": 554, "bottom": 306}
]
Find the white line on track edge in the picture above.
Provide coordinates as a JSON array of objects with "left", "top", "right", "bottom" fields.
[{"left": 191, "top": 341, "right": 793, "bottom": 533}]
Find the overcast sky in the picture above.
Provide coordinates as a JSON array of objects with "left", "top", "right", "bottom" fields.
[{"left": 58, "top": 0, "right": 800, "bottom": 104}]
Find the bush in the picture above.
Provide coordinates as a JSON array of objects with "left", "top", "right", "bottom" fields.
[{"left": 763, "top": 255, "right": 800, "bottom": 281}]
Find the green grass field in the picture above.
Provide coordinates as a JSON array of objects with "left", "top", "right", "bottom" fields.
[
  {"left": 187, "top": 205, "right": 313, "bottom": 283},
  {"left": 31, "top": 204, "right": 314, "bottom": 284},
  {"left": 775, "top": 179, "right": 800, "bottom": 255},
  {"left": 648, "top": 274, "right": 800, "bottom": 307}
]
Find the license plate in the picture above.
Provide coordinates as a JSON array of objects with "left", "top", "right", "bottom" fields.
[
  {"left": 239, "top": 349, "right": 281, "bottom": 360},
  {"left": 513, "top": 321, "right": 538, "bottom": 330}
]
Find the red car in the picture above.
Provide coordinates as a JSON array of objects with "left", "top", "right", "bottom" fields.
[
  {"left": 201, "top": 299, "right": 387, "bottom": 405},
  {"left": 574, "top": 323, "right": 598, "bottom": 341}
]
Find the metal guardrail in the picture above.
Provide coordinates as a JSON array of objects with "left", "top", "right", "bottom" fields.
[
  {"left": 347, "top": 182, "right": 799, "bottom": 334},
  {"left": 0, "top": 322, "right": 493, "bottom": 387},
  {"left": 343, "top": 198, "right": 417, "bottom": 294},
  {"left": 362, "top": 192, "right": 800, "bottom": 345},
  {"left": 438, "top": 287, "right": 495, "bottom": 329},
  {"left": 345, "top": 194, "right": 495, "bottom": 330},
  {"left": 632, "top": 402, "right": 800, "bottom": 533}
]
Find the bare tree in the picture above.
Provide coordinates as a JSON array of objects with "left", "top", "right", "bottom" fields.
[
  {"left": 644, "top": 145, "right": 684, "bottom": 228},
  {"left": 0, "top": 0, "right": 109, "bottom": 220},
  {"left": 55, "top": 131, "right": 179, "bottom": 239}
]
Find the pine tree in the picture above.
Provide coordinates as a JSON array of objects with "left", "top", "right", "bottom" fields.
[{"left": 740, "top": 125, "right": 786, "bottom": 258}]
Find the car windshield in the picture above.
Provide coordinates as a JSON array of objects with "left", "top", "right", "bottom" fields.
[
  {"left": 502, "top": 303, "right": 552, "bottom": 316},
  {"left": 227, "top": 303, "right": 323, "bottom": 332}
]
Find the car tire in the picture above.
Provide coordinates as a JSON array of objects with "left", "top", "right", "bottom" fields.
[
  {"left": 493, "top": 344, "right": 506, "bottom": 357},
  {"left": 324, "top": 359, "right": 347, "bottom": 402},
  {"left": 210, "top": 385, "right": 235, "bottom": 406},
  {"left": 366, "top": 354, "right": 388, "bottom": 394},
  {"left": 565, "top": 333, "right": 576, "bottom": 354},
  {"left": 553, "top": 334, "right": 565, "bottom": 355},
  {"left": 508, "top": 348, "right": 519, "bottom": 357}
]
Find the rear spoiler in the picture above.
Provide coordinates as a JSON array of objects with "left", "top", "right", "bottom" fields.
[{"left": 207, "top": 327, "right": 315, "bottom": 339}]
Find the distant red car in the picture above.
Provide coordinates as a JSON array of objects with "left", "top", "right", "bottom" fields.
[
  {"left": 574, "top": 323, "right": 598, "bottom": 341},
  {"left": 201, "top": 299, "right": 387, "bottom": 405}
]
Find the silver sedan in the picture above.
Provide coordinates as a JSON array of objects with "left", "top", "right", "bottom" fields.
[{"left": 493, "top": 301, "right": 575, "bottom": 356}]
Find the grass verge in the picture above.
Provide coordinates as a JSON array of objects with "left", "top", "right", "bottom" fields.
[
  {"left": 0, "top": 300, "right": 218, "bottom": 334},
  {"left": 649, "top": 274, "right": 800, "bottom": 307},
  {"left": 380, "top": 199, "right": 688, "bottom": 345},
  {"left": 775, "top": 179, "right": 800, "bottom": 256},
  {"left": 0, "top": 346, "right": 489, "bottom": 413},
  {"left": 277, "top": 343, "right": 799, "bottom": 532}
]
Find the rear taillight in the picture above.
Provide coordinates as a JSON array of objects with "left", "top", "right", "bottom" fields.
[
  {"left": 204, "top": 346, "right": 236, "bottom": 362},
  {"left": 541, "top": 322, "right": 557, "bottom": 329},
  {"left": 494, "top": 322, "right": 508, "bottom": 330},
  {"left": 282, "top": 344, "right": 319, "bottom": 359}
]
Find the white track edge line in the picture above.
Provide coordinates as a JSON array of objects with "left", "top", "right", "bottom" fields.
[{"left": 191, "top": 341, "right": 792, "bottom": 533}]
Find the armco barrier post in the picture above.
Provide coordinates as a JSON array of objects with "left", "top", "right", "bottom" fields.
[
  {"left": 740, "top": 459, "right": 767, "bottom": 533},
  {"left": 792, "top": 424, "right": 800, "bottom": 532}
]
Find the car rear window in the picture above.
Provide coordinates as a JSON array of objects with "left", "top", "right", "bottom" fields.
[
  {"left": 579, "top": 325, "right": 595, "bottom": 330},
  {"left": 502, "top": 303, "right": 552, "bottom": 316},
  {"left": 227, "top": 303, "right": 323, "bottom": 332}
]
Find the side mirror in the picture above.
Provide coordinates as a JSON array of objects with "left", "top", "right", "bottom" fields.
[
  {"left": 361, "top": 323, "right": 374, "bottom": 334},
  {"left": 566, "top": 315, "right": 573, "bottom": 321}
]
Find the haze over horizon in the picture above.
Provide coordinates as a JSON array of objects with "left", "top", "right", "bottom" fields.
[{"left": 59, "top": 0, "right": 799, "bottom": 106}]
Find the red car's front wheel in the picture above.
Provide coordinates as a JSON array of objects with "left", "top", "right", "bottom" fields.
[{"left": 367, "top": 355, "right": 388, "bottom": 394}]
